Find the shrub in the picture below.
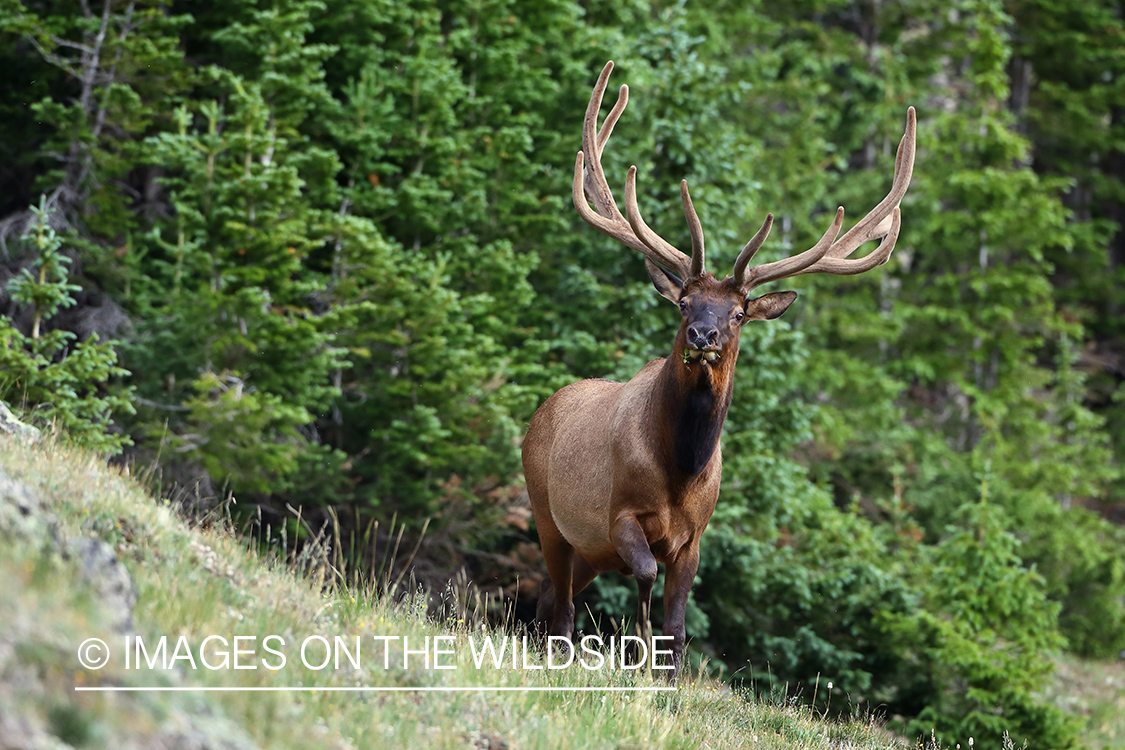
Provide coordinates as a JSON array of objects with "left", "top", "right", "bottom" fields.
[
  {"left": 0, "top": 198, "right": 133, "bottom": 453},
  {"left": 881, "top": 494, "right": 1078, "bottom": 750}
]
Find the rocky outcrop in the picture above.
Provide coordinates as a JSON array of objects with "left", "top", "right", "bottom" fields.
[
  {"left": 0, "top": 465, "right": 49, "bottom": 541},
  {"left": 68, "top": 537, "right": 138, "bottom": 633},
  {"left": 0, "top": 401, "right": 40, "bottom": 443},
  {"left": 0, "top": 464, "right": 135, "bottom": 633},
  {"left": 0, "top": 463, "right": 260, "bottom": 750}
]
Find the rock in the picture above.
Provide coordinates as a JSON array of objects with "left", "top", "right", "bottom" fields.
[
  {"left": 153, "top": 710, "right": 262, "bottom": 750},
  {"left": 0, "top": 467, "right": 51, "bottom": 542},
  {"left": 68, "top": 537, "right": 137, "bottom": 633},
  {"left": 0, "top": 464, "right": 135, "bottom": 632},
  {"left": 0, "top": 712, "right": 71, "bottom": 750},
  {"left": 0, "top": 401, "right": 40, "bottom": 444}
]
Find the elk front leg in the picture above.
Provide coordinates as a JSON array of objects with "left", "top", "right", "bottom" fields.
[
  {"left": 661, "top": 545, "right": 700, "bottom": 680},
  {"left": 610, "top": 516, "right": 658, "bottom": 658}
]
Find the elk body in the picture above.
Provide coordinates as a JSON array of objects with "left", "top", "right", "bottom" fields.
[{"left": 522, "top": 61, "right": 916, "bottom": 677}]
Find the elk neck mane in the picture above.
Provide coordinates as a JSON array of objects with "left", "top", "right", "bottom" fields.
[{"left": 656, "top": 338, "right": 738, "bottom": 478}]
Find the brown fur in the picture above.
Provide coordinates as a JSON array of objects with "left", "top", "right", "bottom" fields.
[{"left": 523, "top": 275, "right": 794, "bottom": 677}]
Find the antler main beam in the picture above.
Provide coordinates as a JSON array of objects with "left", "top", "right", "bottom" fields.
[
  {"left": 572, "top": 62, "right": 917, "bottom": 295},
  {"left": 735, "top": 107, "right": 917, "bottom": 292},
  {"left": 572, "top": 61, "right": 702, "bottom": 281}
]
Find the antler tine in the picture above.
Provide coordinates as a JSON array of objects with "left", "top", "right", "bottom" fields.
[
  {"left": 581, "top": 61, "right": 623, "bottom": 218},
  {"left": 810, "top": 207, "right": 901, "bottom": 274},
  {"left": 573, "top": 152, "right": 651, "bottom": 256},
  {"left": 738, "top": 107, "right": 916, "bottom": 292},
  {"left": 823, "top": 107, "right": 916, "bottom": 261},
  {"left": 572, "top": 61, "right": 694, "bottom": 280},
  {"left": 733, "top": 213, "right": 774, "bottom": 280},
  {"left": 625, "top": 168, "right": 693, "bottom": 278},
  {"left": 739, "top": 208, "right": 844, "bottom": 290},
  {"left": 681, "top": 180, "right": 705, "bottom": 277},
  {"left": 596, "top": 84, "right": 628, "bottom": 157}
]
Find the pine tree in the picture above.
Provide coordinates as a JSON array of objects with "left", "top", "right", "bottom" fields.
[{"left": 1, "top": 197, "right": 133, "bottom": 453}]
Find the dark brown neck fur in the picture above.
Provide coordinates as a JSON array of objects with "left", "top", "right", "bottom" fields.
[{"left": 656, "top": 332, "right": 739, "bottom": 477}]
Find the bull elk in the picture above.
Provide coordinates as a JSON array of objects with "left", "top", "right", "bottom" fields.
[{"left": 522, "top": 61, "right": 916, "bottom": 677}]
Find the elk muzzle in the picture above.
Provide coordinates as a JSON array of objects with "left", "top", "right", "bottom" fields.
[{"left": 686, "top": 324, "right": 719, "bottom": 351}]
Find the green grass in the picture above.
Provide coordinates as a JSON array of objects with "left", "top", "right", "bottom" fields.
[
  {"left": 1042, "top": 654, "right": 1125, "bottom": 750},
  {"left": 0, "top": 434, "right": 920, "bottom": 749}
]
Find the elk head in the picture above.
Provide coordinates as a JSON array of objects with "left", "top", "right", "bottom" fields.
[{"left": 573, "top": 61, "right": 916, "bottom": 364}]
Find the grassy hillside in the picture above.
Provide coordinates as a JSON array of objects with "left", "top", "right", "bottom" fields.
[
  {"left": 1042, "top": 655, "right": 1125, "bottom": 749},
  {"left": 0, "top": 433, "right": 919, "bottom": 750}
]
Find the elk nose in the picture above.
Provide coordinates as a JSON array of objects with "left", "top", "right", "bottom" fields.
[{"left": 687, "top": 325, "right": 719, "bottom": 349}]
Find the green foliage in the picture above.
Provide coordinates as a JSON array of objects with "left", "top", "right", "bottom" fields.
[
  {"left": 0, "top": 0, "right": 191, "bottom": 238},
  {"left": 126, "top": 57, "right": 346, "bottom": 498},
  {"left": 0, "top": 199, "right": 132, "bottom": 453},
  {"left": 7, "top": 200, "right": 81, "bottom": 334},
  {"left": 698, "top": 494, "right": 917, "bottom": 698},
  {"left": 747, "top": 0, "right": 1125, "bottom": 664},
  {"left": 882, "top": 494, "right": 1077, "bottom": 749}
]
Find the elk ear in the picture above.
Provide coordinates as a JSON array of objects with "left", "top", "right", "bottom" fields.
[
  {"left": 645, "top": 258, "right": 684, "bottom": 303},
  {"left": 745, "top": 291, "right": 797, "bottom": 320}
]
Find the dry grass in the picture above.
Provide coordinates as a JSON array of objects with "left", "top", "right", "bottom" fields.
[{"left": 0, "top": 434, "right": 914, "bottom": 749}]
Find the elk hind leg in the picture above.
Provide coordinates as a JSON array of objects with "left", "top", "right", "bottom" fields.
[
  {"left": 535, "top": 578, "right": 555, "bottom": 630},
  {"left": 539, "top": 531, "right": 578, "bottom": 638},
  {"left": 536, "top": 555, "right": 598, "bottom": 640}
]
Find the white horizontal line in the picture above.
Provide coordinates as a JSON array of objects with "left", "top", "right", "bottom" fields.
[{"left": 75, "top": 686, "right": 676, "bottom": 693}]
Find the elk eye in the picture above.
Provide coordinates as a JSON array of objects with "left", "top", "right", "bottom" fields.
[
  {"left": 734, "top": 311, "right": 745, "bottom": 322},
  {"left": 679, "top": 300, "right": 688, "bottom": 312}
]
